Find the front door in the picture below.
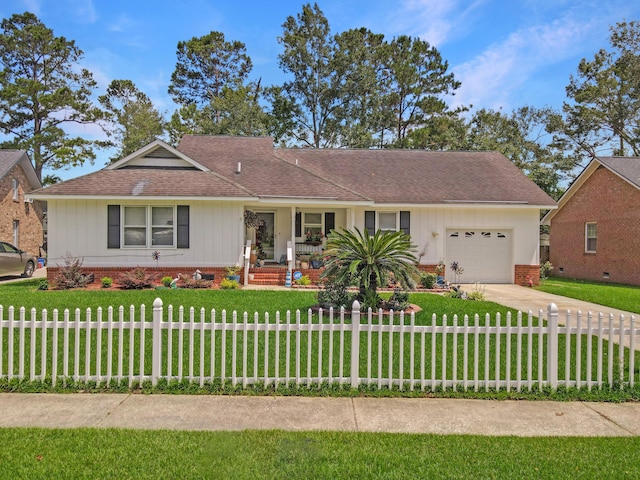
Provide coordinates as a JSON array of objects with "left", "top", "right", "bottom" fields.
[{"left": 256, "top": 212, "right": 275, "bottom": 261}]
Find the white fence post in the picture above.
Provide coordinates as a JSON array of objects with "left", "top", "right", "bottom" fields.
[
  {"left": 350, "top": 300, "right": 361, "bottom": 389},
  {"left": 547, "top": 303, "right": 558, "bottom": 390},
  {"left": 152, "top": 298, "right": 163, "bottom": 386}
]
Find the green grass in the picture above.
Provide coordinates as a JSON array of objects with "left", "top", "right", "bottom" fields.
[
  {"left": 1, "top": 279, "right": 638, "bottom": 400},
  {"left": 0, "top": 428, "right": 638, "bottom": 479},
  {"left": 537, "top": 277, "right": 640, "bottom": 314}
]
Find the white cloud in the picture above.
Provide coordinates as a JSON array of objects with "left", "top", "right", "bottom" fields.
[
  {"left": 450, "top": 15, "right": 596, "bottom": 111},
  {"left": 70, "top": 0, "right": 97, "bottom": 24},
  {"left": 387, "top": 0, "right": 486, "bottom": 46},
  {"left": 108, "top": 14, "right": 134, "bottom": 33}
]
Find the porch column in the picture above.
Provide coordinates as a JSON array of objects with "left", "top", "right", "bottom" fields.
[{"left": 290, "top": 206, "right": 296, "bottom": 270}]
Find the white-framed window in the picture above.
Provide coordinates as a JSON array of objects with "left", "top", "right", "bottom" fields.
[
  {"left": 123, "top": 206, "right": 175, "bottom": 247},
  {"left": 12, "top": 179, "right": 19, "bottom": 201},
  {"left": 365, "top": 210, "right": 410, "bottom": 235},
  {"left": 304, "top": 212, "right": 323, "bottom": 240},
  {"left": 378, "top": 212, "right": 398, "bottom": 232},
  {"left": 585, "top": 222, "right": 597, "bottom": 253}
]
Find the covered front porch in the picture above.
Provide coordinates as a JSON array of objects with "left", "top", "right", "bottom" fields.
[{"left": 242, "top": 205, "right": 357, "bottom": 268}]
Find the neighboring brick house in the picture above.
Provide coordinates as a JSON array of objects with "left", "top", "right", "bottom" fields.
[
  {"left": 542, "top": 157, "right": 640, "bottom": 286},
  {"left": 0, "top": 150, "right": 44, "bottom": 256}
]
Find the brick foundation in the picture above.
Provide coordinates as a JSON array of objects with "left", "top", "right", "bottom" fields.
[{"left": 47, "top": 266, "right": 231, "bottom": 287}]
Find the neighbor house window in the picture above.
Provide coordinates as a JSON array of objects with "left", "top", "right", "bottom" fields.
[
  {"left": 13, "top": 220, "right": 19, "bottom": 246},
  {"left": 585, "top": 222, "right": 597, "bottom": 253},
  {"left": 12, "top": 179, "right": 19, "bottom": 201},
  {"left": 123, "top": 206, "right": 175, "bottom": 247}
]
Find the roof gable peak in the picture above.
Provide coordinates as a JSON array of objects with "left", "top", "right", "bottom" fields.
[{"left": 106, "top": 139, "right": 209, "bottom": 172}]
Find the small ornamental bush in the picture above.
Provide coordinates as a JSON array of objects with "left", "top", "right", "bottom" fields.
[
  {"left": 118, "top": 268, "right": 156, "bottom": 290},
  {"left": 178, "top": 274, "right": 213, "bottom": 289},
  {"left": 317, "top": 281, "right": 355, "bottom": 310},
  {"left": 54, "top": 256, "right": 93, "bottom": 290},
  {"left": 220, "top": 278, "right": 239, "bottom": 289},
  {"left": 295, "top": 275, "right": 312, "bottom": 286},
  {"left": 101, "top": 277, "right": 113, "bottom": 288},
  {"left": 419, "top": 272, "right": 437, "bottom": 289},
  {"left": 382, "top": 288, "right": 410, "bottom": 311},
  {"left": 161, "top": 276, "right": 174, "bottom": 287},
  {"left": 540, "top": 261, "right": 553, "bottom": 280}
]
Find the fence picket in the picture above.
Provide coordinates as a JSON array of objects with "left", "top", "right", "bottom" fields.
[{"left": 1, "top": 300, "right": 639, "bottom": 393}]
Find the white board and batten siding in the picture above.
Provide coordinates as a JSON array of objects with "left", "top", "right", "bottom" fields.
[{"left": 47, "top": 199, "right": 245, "bottom": 268}]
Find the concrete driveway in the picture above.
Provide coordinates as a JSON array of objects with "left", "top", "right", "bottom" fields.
[
  {"left": 467, "top": 283, "right": 637, "bottom": 321},
  {"left": 0, "top": 266, "right": 47, "bottom": 285}
]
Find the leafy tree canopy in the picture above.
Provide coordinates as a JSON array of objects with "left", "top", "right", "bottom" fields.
[
  {"left": 99, "top": 79, "right": 165, "bottom": 161},
  {"left": 0, "top": 12, "right": 105, "bottom": 181}
]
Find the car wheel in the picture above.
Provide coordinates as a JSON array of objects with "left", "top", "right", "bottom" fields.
[{"left": 22, "top": 261, "right": 35, "bottom": 278}]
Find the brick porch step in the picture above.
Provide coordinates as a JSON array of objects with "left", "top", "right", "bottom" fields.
[{"left": 248, "top": 267, "right": 324, "bottom": 286}]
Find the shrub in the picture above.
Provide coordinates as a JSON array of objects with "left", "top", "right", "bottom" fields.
[
  {"left": 383, "top": 288, "right": 410, "bottom": 311},
  {"left": 361, "top": 289, "right": 382, "bottom": 310},
  {"left": 118, "top": 268, "right": 156, "bottom": 290},
  {"left": 295, "top": 275, "right": 312, "bottom": 286},
  {"left": 444, "top": 286, "right": 466, "bottom": 299},
  {"left": 37, "top": 280, "right": 48, "bottom": 291},
  {"left": 161, "top": 276, "right": 174, "bottom": 287},
  {"left": 220, "top": 278, "right": 239, "bottom": 289},
  {"left": 225, "top": 265, "right": 241, "bottom": 276},
  {"left": 178, "top": 274, "right": 213, "bottom": 289},
  {"left": 540, "top": 261, "right": 553, "bottom": 280},
  {"left": 317, "top": 281, "right": 355, "bottom": 310},
  {"left": 54, "top": 256, "right": 93, "bottom": 290},
  {"left": 419, "top": 272, "right": 437, "bottom": 289},
  {"left": 101, "top": 277, "right": 113, "bottom": 288}
]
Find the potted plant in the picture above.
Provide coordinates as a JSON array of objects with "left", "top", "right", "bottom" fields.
[
  {"left": 255, "top": 246, "right": 266, "bottom": 267},
  {"left": 225, "top": 265, "right": 241, "bottom": 281},
  {"left": 305, "top": 230, "right": 324, "bottom": 245},
  {"left": 309, "top": 252, "right": 323, "bottom": 269}
]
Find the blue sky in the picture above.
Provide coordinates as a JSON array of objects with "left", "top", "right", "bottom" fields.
[{"left": 1, "top": 0, "right": 638, "bottom": 180}]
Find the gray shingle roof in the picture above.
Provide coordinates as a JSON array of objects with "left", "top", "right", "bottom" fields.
[
  {"left": 275, "top": 148, "right": 556, "bottom": 205},
  {"left": 31, "top": 168, "right": 254, "bottom": 198},
  {"left": 32, "top": 136, "right": 557, "bottom": 207},
  {"left": 597, "top": 157, "right": 640, "bottom": 189},
  {"left": 0, "top": 150, "right": 27, "bottom": 180}
]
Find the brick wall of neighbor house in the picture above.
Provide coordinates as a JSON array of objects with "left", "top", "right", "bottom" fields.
[
  {"left": 549, "top": 166, "right": 640, "bottom": 286},
  {"left": 0, "top": 164, "right": 44, "bottom": 255}
]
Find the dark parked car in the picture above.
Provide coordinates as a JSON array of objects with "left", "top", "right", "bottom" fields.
[{"left": 0, "top": 242, "right": 37, "bottom": 278}]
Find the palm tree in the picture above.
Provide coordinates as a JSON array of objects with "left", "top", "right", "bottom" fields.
[{"left": 321, "top": 228, "right": 418, "bottom": 308}]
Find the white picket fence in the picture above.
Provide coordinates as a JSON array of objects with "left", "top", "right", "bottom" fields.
[{"left": 0, "top": 299, "right": 637, "bottom": 391}]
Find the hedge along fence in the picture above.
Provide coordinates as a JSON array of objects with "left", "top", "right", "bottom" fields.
[{"left": 0, "top": 299, "right": 638, "bottom": 391}]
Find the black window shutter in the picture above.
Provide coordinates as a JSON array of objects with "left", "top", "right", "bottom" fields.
[
  {"left": 365, "top": 211, "right": 375, "bottom": 235},
  {"left": 295, "top": 212, "right": 302, "bottom": 237},
  {"left": 177, "top": 205, "right": 189, "bottom": 248},
  {"left": 400, "top": 211, "right": 410, "bottom": 235},
  {"left": 324, "top": 212, "right": 335, "bottom": 236},
  {"left": 107, "top": 205, "right": 120, "bottom": 248}
]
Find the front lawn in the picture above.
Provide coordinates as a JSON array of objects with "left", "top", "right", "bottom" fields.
[
  {"left": 537, "top": 278, "right": 640, "bottom": 314},
  {"left": 0, "top": 428, "right": 638, "bottom": 479},
  {"left": 0, "top": 279, "right": 516, "bottom": 323},
  {"left": 1, "top": 279, "right": 638, "bottom": 401}
]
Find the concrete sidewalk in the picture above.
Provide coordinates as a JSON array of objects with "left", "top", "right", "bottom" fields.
[{"left": 1, "top": 393, "right": 639, "bottom": 436}]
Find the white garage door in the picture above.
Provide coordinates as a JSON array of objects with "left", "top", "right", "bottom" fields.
[{"left": 445, "top": 229, "right": 513, "bottom": 283}]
